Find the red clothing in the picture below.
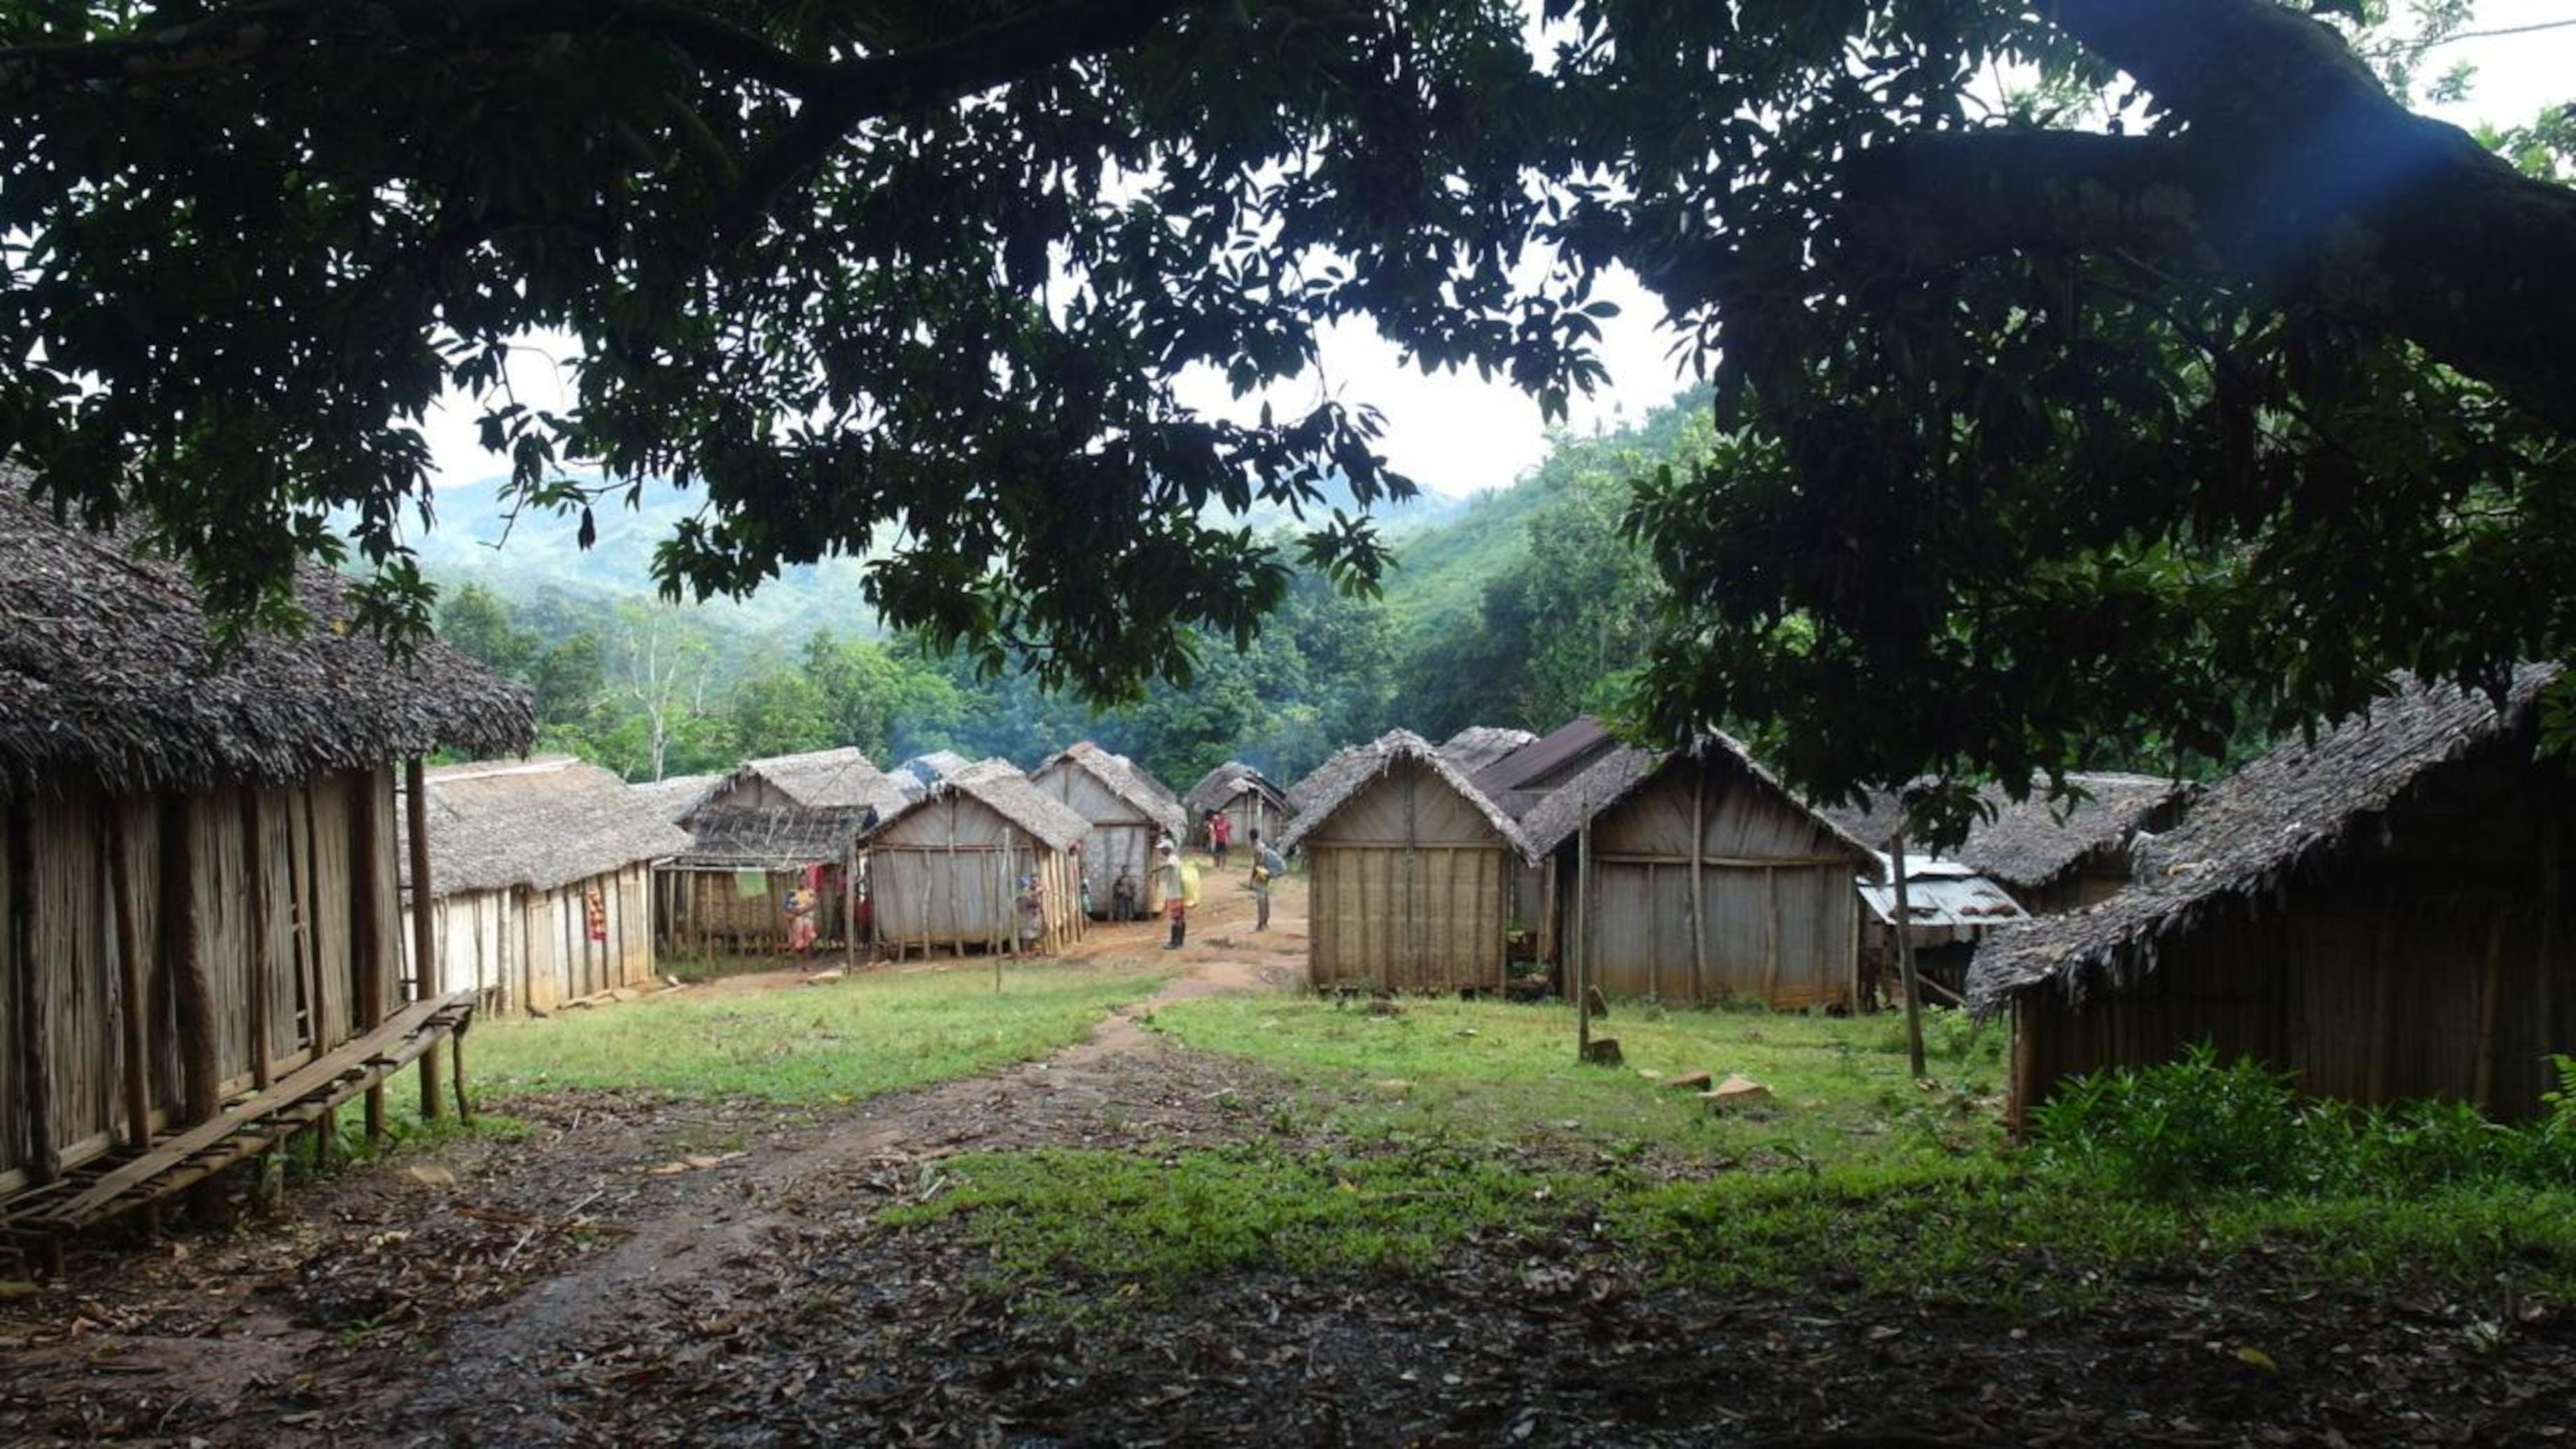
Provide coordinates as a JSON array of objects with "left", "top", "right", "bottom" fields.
[{"left": 1210, "top": 815, "right": 1232, "bottom": 847}]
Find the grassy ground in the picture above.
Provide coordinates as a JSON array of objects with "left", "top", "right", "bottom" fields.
[
  {"left": 465, "top": 957, "right": 1171, "bottom": 1104},
  {"left": 890, "top": 995, "right": 2576, "bottom": 1309}
]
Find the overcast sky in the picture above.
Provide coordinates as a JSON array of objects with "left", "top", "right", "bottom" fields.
[{"left": 415, "top": 6, "right": 2575, "bottom": 505}]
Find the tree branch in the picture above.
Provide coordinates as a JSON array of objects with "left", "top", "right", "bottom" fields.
[{"left": 1838, "top": 0, "right": 2576, "bottom": 429}]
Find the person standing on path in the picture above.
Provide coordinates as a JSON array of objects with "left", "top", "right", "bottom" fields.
[
  {"left": 1158, "top": 841, "right": 1193, "bottom": 950},
  {"left": 1208, "top": 808, "right": 1232, "bottom": 869},
  {"left": 1250, "top": 830, "right": 1286, "bottom": 932}
]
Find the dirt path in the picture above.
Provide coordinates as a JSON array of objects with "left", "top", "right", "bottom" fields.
[{"left": 0, "top": 885, "right": 1312, "bottom": 1447}]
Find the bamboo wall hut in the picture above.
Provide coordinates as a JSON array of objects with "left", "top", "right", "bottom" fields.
[
  {"left": 400, "top": 757, "right": 692, "bottom": 1018},
  {"left": 1520, "top": 735, "right": 1876, "bottom": 1009},
  {"left": 1030, "top": 742, "right": 1185, "bottom": 917},
  {"left": 860, "top": 761, "right": 1093, "bottom": 958},
  {"left": 1970, "top": 666, "right": 2575, "bottom": 1126},
  {"left": 659, "top": 748, "right": 912, "bottom": 953},
  {"left": 0, "top": 484, "right": 531, "bottom": 1216},
  {"left": 1183, "top": 762, "right": 1291, "bottom": 852},
  {"left": 1282, "top": 731, "right": 1533, "bottom": 992}
]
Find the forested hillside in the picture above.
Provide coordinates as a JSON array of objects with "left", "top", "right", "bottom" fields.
[{"left": 427, "top": 391, "right": 1703, "bottom": 788}]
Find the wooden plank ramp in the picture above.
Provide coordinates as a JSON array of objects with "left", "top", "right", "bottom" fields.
[{"left": 2, "top": 990, "right": 477, "bottom": 1250}]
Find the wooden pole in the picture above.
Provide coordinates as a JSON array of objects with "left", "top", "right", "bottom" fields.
[
  {"left": 9, "top": 797, "right": 59, "bottom": 1184},
  {"left": 160, "top": 792, "right": 221, "bottom": 1131},
  {"left": 1575, "top": 794, "right": 1594, "bottom": 1061},
  {"left": 1689, "top": 764, "right": 1708, "bottom": 1003},
  {"left": 105, "top": 804, "right": 152, "bottom": 1151},
  {"left": 1890, "top": 830, "right": 1927, "bottom": 1081},
  {"left": 844, "top": 841, "right": 859, "bottom": 969},
  {"left": 2472, "top": 911, "right": 2507, "bottom": 1111},
  {"left": 404, "top": 759, "right": 444, "bottom": 1121},
  {"left": 241, "top": 791, "right": 274, "bottom": 1091},
  {"left": 351, "top": 771, "right": 388, "bottom": 1141}
]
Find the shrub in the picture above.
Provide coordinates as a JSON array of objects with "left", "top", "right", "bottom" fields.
[{"left": 2028, "top": 1044, "right": 2323, "bottom": 1200}]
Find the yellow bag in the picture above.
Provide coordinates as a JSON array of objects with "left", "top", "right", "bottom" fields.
[{"left": 1180, "top": 862, "right": 1202, "bottom": 906}]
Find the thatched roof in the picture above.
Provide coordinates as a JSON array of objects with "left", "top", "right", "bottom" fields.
[
  {"left": 1031, "top": 741, "right": 1186, "bottom": 834},
  {"left": 1819, "top": 773, "right": 2199, "bottom": 890},
  {"left": 725, "top": 746, "right": 913, "bottom": 815},
  {"left": 1184, "top": 761, "right": 1288, "bottom": 818},
  {"left": 1968, "top": 666, "right": 2562, "bottom": 1016},
  {"left": 859, "top": 757, "right": 1093, "bottom": 851},
  {"left": 1437, "top": 725, "right": 1539, "bottom": 775},
  {"left": 402, "top": 756, "right": 694, "bottom": 896},
  {"left": 633, "top": 772, "right": 720, "bottom": 823},
  {"left": 1517, "top": 732, "right": 1878, "bottom": 865},
  {"left": 1958, "top": 773, "right": 2199, "bottom": 890},
  {"left": 671, "top": 804, "right": 871, "bottom": 870},
  {"left": 1278, "top": 729, "right": 1534, "bottom": 859},
  {"left": 0, "top": 479, "right": 532, "bottom": 798}
]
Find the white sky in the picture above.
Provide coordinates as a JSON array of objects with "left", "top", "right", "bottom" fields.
[{"left": 415, "top": 6, "right": 2575, "bottom": 505}]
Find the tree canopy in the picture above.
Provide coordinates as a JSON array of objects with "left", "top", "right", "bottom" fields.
[{"left": 6, "top": 0, "right": 2571, "bottom": 826}]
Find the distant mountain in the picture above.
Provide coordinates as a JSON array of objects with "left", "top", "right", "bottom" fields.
[{"left": 401, "top": 470, "right": 1474, "bottom": 640}]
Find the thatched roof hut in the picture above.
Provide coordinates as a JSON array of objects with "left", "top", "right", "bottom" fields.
[
  {"left": 1030, "top": 741, "right": 1182, "bottom": 914},
  {"left": 1283, "top": 731, "right": 1532, "bottom": 992},
  {"left": 1436, "top": 725, "right": 1539, "bottom": 776},
  {"left": 399, "top": 757, "right": 690, "bottom": 1016},
  {"left": 1032, "top": 743, "right": 1185, "bottom": 834},
  {"left": 1970, "top": 666, "right": 2575, "bottom": 1122},
  {"left": 2, "top": 481, "right": 530, "bottom": 1219},
  {"left": 406, "top": 757, "right": 692, "bottom": 897},
  {"left": 859, "top": 760, "right": 1093, "bottom": 957},
  {"left": 0, "top": 486, "right": 531, "bottom": 798},
  {"left": 659, "top": 748, "right": 908, "bottom": 955},
  {"left": 1511, "top": 733, "right": 1876, "bottom": 1008},
  {"left": 1184, "top": 762, "right": 1291, "bottom": 846}
]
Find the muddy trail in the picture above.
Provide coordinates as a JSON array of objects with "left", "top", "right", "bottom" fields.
[{"left": 6, "top": 883, "right": 2573, "bottom": 1446}]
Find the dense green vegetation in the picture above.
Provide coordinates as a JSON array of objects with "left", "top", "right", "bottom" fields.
[
  {"left": 884, "top": 995, "right": 2576, "bottom": 1307},
  {"left": 434, "top": 391, "right": 1700, "bottom": 783}
]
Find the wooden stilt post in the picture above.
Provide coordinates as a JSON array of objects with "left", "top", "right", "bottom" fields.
[
  {"left": 105, "top": 804, "right": 151, "bottom": 1152},
  {"left": 241, "top": 792, "right": 274, "bottom": 1092},
  {"left": 351, "top": 772, "right": 388, "bottom": 1142},
  {"left": 160, "top": 793, "right": 220, "bottom": 1131},
  {"left": 1575, "top": 787, "right": 1595, "bottom": 1063},
  {"left": 1891, "top": 828, "right": 1927, "bottom": 1082},
  {"left": 405, "top": 759, "right": 444, "bottom": 1121},
  {"left": 2473, "top": 911, "right": 2507, "bottom": 1112},
  {"left": 1689, "top": 762, "right": 1708, "bottom": 1003},
  {"left": 9, "top": 798, "right": 59, "bottom": 1184}
]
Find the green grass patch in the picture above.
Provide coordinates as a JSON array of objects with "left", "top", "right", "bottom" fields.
[
  {"left": 468, "top": 958, "right": 1169, "bottom": 1104},
  {"left": 895, "top": 997, "right": 2576, "bottom": 1308},
  {"left": 1144, "top": 993, "right": 2005, "bottom": 1170}
]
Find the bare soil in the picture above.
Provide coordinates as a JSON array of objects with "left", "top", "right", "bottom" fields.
[{"left": 4, "top": 879, "right": 2571, "bottom": 1446}]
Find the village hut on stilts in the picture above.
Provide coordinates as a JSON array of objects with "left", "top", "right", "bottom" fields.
[
  {"left": 0, "top": 483, "right": 532, "bottom": 1264},
  {"left": 399, "top": 757, "right": 694, "bottom": 1018},
  {"left": 858, "top": 761, "right": 1092, "bottom": 958},
  {"left": 1029, "top": 742, "right": 1186, "bottom": 920},
  {"left": 658, "top": 748, "right": 912, "bottom": 960},
  {"left": 1183, "top": 762, "right": 1292, "bottom": 854},
  {"left": 1970, "top": 666, "right": 2576, "bottom": 1130},
  {"left": 1282, "top": 731, "right": 1534, "bottom": 994},
  {"left": 1516, "top": 733, "right": 1877, "bottom": 1009}
]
